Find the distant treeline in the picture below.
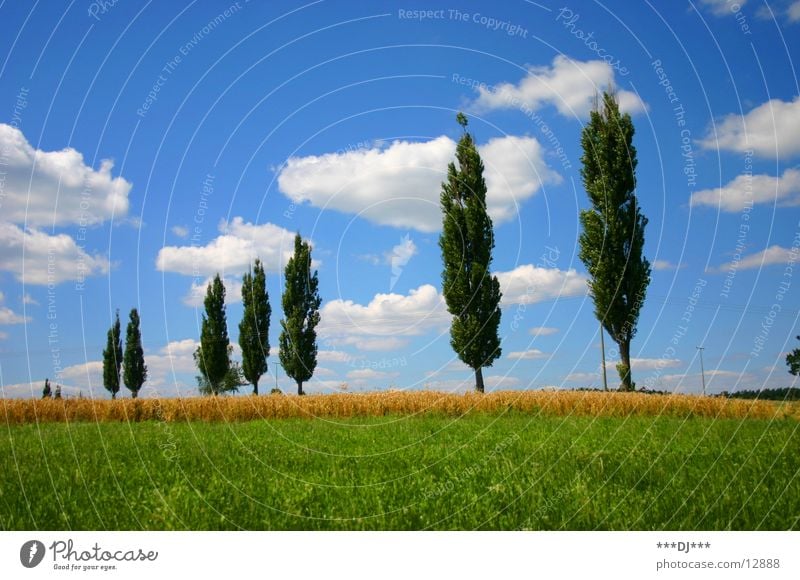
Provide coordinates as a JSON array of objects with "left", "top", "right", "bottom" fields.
[{"left": 718, "top": 388, "right": 800, "bottom": 401}]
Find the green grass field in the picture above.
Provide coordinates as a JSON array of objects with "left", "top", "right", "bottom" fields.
[{"left": 2, "top": 413, "right": 798, "bottom": 530}]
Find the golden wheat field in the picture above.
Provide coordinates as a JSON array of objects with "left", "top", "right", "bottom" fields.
[{"left": 2, "top": 390, "right": 798, "bottom": 424}]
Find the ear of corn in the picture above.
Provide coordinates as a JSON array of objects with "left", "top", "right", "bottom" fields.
[{"left": 1, "top": 391, "right": 796, "bottom": 424}]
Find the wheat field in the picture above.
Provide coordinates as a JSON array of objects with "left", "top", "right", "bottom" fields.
[{"left": 2, "top": 390, "right": 797, "bottom": 424}]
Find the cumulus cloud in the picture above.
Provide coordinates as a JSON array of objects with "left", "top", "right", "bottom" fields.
[
  {"left": 277, "top": 135, "right": 561, "bottom": 232},
  {"left": 699, "top": 0, "right": 747, "bottom": 16},
  {"left": 495, "top": 264, "right": 588, "bottom": 305},
  {"left": 183, "top": 276, "right": 244, "bottom": 307},
  {"left": 718, "top": 245, "right": 796, "bottom": 271},
  {"left": 652, "top": 260, "right": 682, "bottom": 271},
  {"left": 0, "top": 124, "right": 132, "bottom": 226},
  {"left": 0, "top": 291, "right": 28, "bottom": 325},
  {"left": 698, "top": 97, "right": 800, "bottom": 158},
  {"left": 346, "top": 368, "right": 399, "bottom": 382},
  {"left": 469, "top": 56, "right": 646, "bottom": 118},
  {"left": 318, "top": 350, "right": 357, "bottom": 363},
  {"left": 319, "top": 284, "right": 449, "bottom": 349},
  {"left": 0, "top": 222, "right": 109, "bottom": 284},
  {"left": 529, "top": 326, "right": 558, "bottom": 337},
  {"left": 144, "top": 339, "right": 200, "bottom": 389},
  {"left": 507, "top": 349, "right": 548, "bottom": 360},
  {"left": 171, "top": 225, "right": 189, "bottom": 238},
  {"left": 691, "top": 168, "right": 800, "bottom": 211},
  {"left": 156, "top": 217, "right": 299, "bottom": 277}
]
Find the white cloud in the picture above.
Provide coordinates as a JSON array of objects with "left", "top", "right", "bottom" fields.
[
  {"left": 699, "top": 0, "right": 747, "bottom": 16},
  {"left": 156, "top": 217, "right": 298, "bottom": 277},
  {"left": 718, "top": 245, "right": 795, "bottom": 271},
  {"left": 346, "top": 368, "right": 399, "bottom": 381},
  {"left": 790, "top": 1, "right": 800, "bottom": 21},
  {"left": 0, "top": 222, "right": 109, "bottom": 284},
  {"left": 495, "top": 264, "right": 588, "bottom": 305},
  {"left": 470, "top": 55, "right": 646, "bottom": 118},
  {"left": 507, "top": 349, "right": 548, "bottom": 360},
  {"left": 0, "top": 307, "right": 27, "bottom": 324},
  {"left": 388, "top": 234, "right": 417, "bottom": 290},
  {"left": 171, "top": 225, "right": 189, "bottom": 238},
  {"left": 22, "top": 292, "right": 38, "bottom": 305},
  {"left": 277, "top": 135, "right": 561, "bottom": 233},
  {"left": 698, "top": 97, "right": 800, "bottom": 158},
  {"left": 0, "top": 291, "right": 28, "bottom": 324},
  {"left": 652, "top": 260, "right": 682, "bottom": 271},
  {"left": 328, "top": 336, "right": 410, "bottom": 352},
  {"left": 691, "top": 168, "right": 800, "bottom": 211},
  {"left": 183, "top": 276, "right": 244, "bottom": 307},
  {"left": 319, "top": 284, "right": 449, "bottom": 343},
  {"left": 144, "top": 339, "right": 199, "bottom": 388},
  {"left": 529, "top": 326, "right": 558, "bottom": 337},
  {"left": 0, "top": 124, "right": 132, "bottom": 226},
  {"left": 317, "top": 350, "right": 357, "bottom": 363}
]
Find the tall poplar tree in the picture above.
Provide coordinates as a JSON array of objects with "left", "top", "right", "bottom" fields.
[
  {"left": 102, "top": 310, "right": 123, "bottom": 399},
  {"left": 439, "top": 112, "right": 502, "bottom": 393},
  {"left": 278, "top": 234, "right": 321, "bottom": 396},
  {"left": 194, "top": 274, "right": 234, "bottom": 395},
  {"left": 239, "top": 259, "right": 271, "bottom": 395},
  {"left": 123, "top": 308, "right": 148, "bottom": 398},
  {"left": 578, "top": 90, "right": 651, "bottom": 391}
]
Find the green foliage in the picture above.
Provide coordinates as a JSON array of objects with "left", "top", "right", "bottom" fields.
[
  {"left": 54, "top": 384, "right": 61, "bottom": 400},
  {"left": 786, "top": 336, "right": 800, "bottom": 376},
  {"left": 123, "top": 308, "right": 148, "bottom": 398},
  {"left": 197, "top": 349, "right": 246, "bottom": 396},
  {"left": 239, "top": 259, "right": 271, "bottom": 395},
  {"left": 102, "top": 310, "right": 123, "bottom": 399},
  {"left": 42, "top": 378, "right": 51, "bottom": 399},
  {"left": 439, "top": 113, "right": 502, "bottom": 392},
  {"left": 3, "top": 416, "right": 798, "bottom": 530},
  {"left": 279, "top": 234, "right": 321, "bottom": 396},
  {"left": 578, "top": 91, "right": 651, "bottom": 391},
  {"left": 194, "top": 274, "right": 234, "bottom": 395}
]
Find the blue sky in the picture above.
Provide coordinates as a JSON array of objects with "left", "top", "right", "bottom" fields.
[{"left": 1, "top": 0, "right": 799, "bottom": 398}]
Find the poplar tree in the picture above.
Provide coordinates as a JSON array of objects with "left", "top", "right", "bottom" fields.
[
  {"left": 578, "top": 90, "right": 651, "bottom": 391},
  {"left": 439, "top": 112, "right": 502, "bottom": 393},
  {"left": 239, "top": 259, "right": 271, "bottom": 395},
  {"left": 123, "top": 308, "right": 148, "bottom": 398},
  {"left": 102, "top": 310, "right": 122, "bottom": 399},
  {"left": 278, "top": 234, "right": 321, "bottom": 396},
  {"left": 194, "top": 274, "right": 234, "bottom": 395}
]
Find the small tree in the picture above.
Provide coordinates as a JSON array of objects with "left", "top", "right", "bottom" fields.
[
  {"left": 278, "top": 234, "right": 321, "bottom": 396},
  {"left": 54, "top": 384, "right": 62, "bottom": 399},
  {"left": 239, "top": 259, "right": 271, "bottom": 395},
  {"left": 42, "top": 378, "right": 51, "bottom": 399},
  {"left": 102, "top": 310, "right": 123, "bottom": 399},
  {"left": 439, "top": 113, "right": 502, "bottom": 393},
  {"left": 787, "top": 336, "right": 800, "bottom": 376},
  {"left": 578, "top": 90, "right": 651, "bottom": 391},
  {"left": 194, "top": 274, "right": 234, "bottom": 395},
  {"left": 123, "top": 308, "right": 148, "bottom": 398}
]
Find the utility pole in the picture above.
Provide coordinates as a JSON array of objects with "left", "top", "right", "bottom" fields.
[
  {"left": 274, "top": 361, "right": 279, "bottom": 391},
  {"left": 696, "top": 346, "right": 706, "bottom": 396},
  {"left": 600, "top": 321, "right": 608, "bottom": 391}
]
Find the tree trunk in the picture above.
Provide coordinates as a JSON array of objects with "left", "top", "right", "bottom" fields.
[
  {"left": 475, "top": 367, "right": 485, "bottom": 394},
  {"left": 252, "top": 379, "right": 259, "bottom": 396},
  {"left": 112, "top": 392, "right": 116, "bottom": 400},
  {"left": 297, "top": 381, "right": 305, "bottom": 396},
  {"left": 619, "top": 339, "right": 633, "bottom": 391},
  {"left": 131, "top": 390, "right": 138, "bottom": 399}
]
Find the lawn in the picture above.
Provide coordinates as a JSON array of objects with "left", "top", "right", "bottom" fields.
[{"left": 1, "top": 412, "right": 798, "bottom": 530}]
